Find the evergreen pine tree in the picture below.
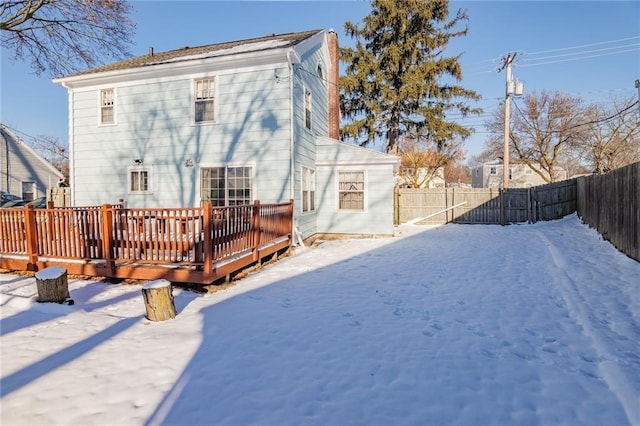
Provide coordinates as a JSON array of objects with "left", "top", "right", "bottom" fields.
[{"left": 340, "top": 0, "right": 481, "bottom": 154}]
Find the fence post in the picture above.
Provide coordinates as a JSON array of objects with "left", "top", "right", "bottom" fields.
[
  {"left": 394, "top": 189, "right": 400, "bottom": 225},
  {"left": 288, "top": 199, "right": 294, "bottom": 242},
  {"left": 451, "top": 188, "right": 455, "bottom": 223},
  {"left": 499, "top": 189, "right": 505, "bottom": 226},
  {"left": 252, "top": 200, "right": 261, "bottom": 262},
  {"left": 202, "top": 202, "right": 212, "bottom": 276},
  {"left": 100, "top": 204, "right": 115, "bottom": 277},
  {"left": 23, "top": 205, "right": 39, "bottom": 271}
]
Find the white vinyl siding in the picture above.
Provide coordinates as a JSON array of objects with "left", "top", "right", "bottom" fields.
[{"left": 69, "top": 67, "right": 291, "bottom": 208}]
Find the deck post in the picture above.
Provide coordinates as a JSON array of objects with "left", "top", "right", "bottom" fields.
[
  {"left": 101, "top": 204, "right": 115, "bottom": 276},
  {"left": 23, "top": 205, "right": 39, "bottom": 271},
  {"left": 252, "top": 200, "right": 261, "bottom": 262},
  {"left": 202, "top": 202, "right": 213, "bottom": 276}
]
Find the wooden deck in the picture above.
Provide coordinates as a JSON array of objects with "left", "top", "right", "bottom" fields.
[{"left": 0, "top": 201, "right": 293, "bottom": 284}]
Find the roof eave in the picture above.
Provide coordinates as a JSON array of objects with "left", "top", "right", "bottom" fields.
[{"left": 53, "top": 47, "right": 295, "bottom": 89}]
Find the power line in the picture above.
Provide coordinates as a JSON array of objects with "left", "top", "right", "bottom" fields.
[
  {"left": 523, "top": 35, "right": 640, "bottom": 56},
  {"left": 520, "top": 44, "right": 639, "bottom": 63},
  {"left": 510, "top": 99, "right": 639, "bottom": 133},
  {"left": 519, "top": 47, "right": 639, "bottom": 68}
]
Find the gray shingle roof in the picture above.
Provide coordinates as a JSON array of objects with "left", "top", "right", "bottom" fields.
[{"left": 64, "top": 29, "right": 322, "bottom": 78}]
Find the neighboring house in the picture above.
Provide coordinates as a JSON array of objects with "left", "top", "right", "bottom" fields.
[
  {"left": 53, "top": 30, "right": 399, "bottom": 240},
  {"left": 0, "top": 124, "right": 64, "bottom": 201},
  {"left": 471, "top": 160, "right": 568, "bottom": 188},
  {"left": 395, "top": 167, "right": 445, "bottom": 188}
]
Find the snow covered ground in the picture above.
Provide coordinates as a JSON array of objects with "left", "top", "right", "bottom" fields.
[{"left": 1, "top": 214, "right": 639, "bottom": 426}]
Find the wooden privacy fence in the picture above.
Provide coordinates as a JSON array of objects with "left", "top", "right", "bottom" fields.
[
  {"left": 0, "top": 200, "right": 293, "bottom": 284},
  {"left": 577, "top": 162, "right": 639, "bottom": 262},
  {"left": 395, "top": 179, "right": 577, "bottom": 225}
]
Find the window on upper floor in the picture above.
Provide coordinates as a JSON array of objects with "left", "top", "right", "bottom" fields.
[
  {"left": 338, "top": 171, "right": 365, "bottom": 211},
  {"left": 129, "top": 168, "right": 150, "bottom": 193},
  {"left": 194, "top": 78, "right": 216, "bottom": 123},
  {"left": 201, "top": 166, "right": 253, "bottom": 206},
  {"left": 100, "top": 88, "right": 115, "bottom": 124},
  {"left": 304, "top": 87, "right": 312, "bottom": 130},
  {"left": 317, "top": 65, "right": 323, "bottom": 80},
  {"left": 490, "top": 166, "right": 497, "bottom": 175},
  {"left": 525, "top": 167, "right": 532, "bottom": 175},
  {"left": 302, "top": 166, "right": 316, "bottom": 213}
]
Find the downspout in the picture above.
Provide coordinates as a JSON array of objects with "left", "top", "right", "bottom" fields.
[
  {"left": 287, "top": 50, "right": 295, "bottom": 205},
  {"left": 286, "top": 50, "right": 304, "bottom": 247}
]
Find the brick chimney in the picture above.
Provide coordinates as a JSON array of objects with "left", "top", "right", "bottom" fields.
[{"left": 327, "top": 30, "right": 340, "bottom": 140}]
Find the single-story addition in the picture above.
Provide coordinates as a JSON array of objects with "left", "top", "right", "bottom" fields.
[
  {"left": 53, "top": 29, "right": 399, "bottom": 241},
  {"left": 0, "top": 124, "right": 64, "bottom": 201}
]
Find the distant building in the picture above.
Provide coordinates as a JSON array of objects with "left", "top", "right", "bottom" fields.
[
  {"left": 0, "top": 124, "right": 64, "bottom": 200},
  {"left": 471, "top": 160, "right": 567, "bottom": 188},
  {"left": 395, "top": 166, "right": 445, "bottom": 188}
]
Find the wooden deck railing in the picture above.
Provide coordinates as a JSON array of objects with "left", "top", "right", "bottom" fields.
[{"left": 0, "top": 200, "right": 293, "bottom": 284}]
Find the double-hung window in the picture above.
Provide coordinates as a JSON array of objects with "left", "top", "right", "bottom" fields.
[
  {"left": 201, "top": 166, "right": 253, "bottom": 206},
  {"left": 129, "top": 168, "right": 150, "bottom": 193},
  {"left": 302, "top": 167, "right": 316, "bottom": 213},
  {"left": 100, "top": 88, "right": 115, "bottom": 124},
  {"left": 195, "top": 78, "right": 215, "bottom": 123},
  {"left": 338, "top": 171, "right": 365, "bottom": 211},
  {"left": 304, "top": 87, "right": 312, "bottom": 130}
]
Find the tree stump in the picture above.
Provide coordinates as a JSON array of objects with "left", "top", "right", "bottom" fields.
[
  {"left": 141, "top": 279, "right": 177, "bottom": 321},
  {"left": 35, "top": 266, "right": 70, "bottom": 303}
]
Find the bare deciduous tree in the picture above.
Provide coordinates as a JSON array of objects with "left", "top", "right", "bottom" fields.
[
  {"left": 1, "top": 0, "right": 135, "bottom": 77},
  {"left": 483, "top": 91, "right": 586, "bottom": 183},
  {"left": 574, "top": 97, "right": 640, "bottom": 174},
  {"left": 397, "top": 134, "right": 464, "bottom": 188},
  {"left": 444, "top": 158, "right": 470, "bottom": 185},
  {"left": 29, "top": 134, "right": 69, "bottom": 179}
]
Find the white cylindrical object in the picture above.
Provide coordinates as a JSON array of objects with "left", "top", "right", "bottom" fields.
[{"left": 515, "top": 80, "right": 524, "bottom": 96}]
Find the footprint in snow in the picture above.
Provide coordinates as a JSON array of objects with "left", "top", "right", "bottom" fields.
[{"left": 281, "top": 298, "right": 293, "bottom": 308}]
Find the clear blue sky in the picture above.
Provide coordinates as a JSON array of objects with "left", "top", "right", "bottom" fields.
[{"left": 1, "top": 0, "right": 638, "bottom": 159}]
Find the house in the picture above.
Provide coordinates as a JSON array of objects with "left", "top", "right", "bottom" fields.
[
  {"left": 53, "top": 30, "right": 400, "bottom": 240},
  {"left": 0, "top": 124, "right": 64, "bottom": 201},
  {"left": 471, "top": 160, "right": 568, "bottom": 188},
  {"left": 395, "top": 166, "right": 445, "bottom": 188}
]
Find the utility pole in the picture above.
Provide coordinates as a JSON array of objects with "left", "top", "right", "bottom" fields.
[
  {"left": 635, "top": 79, "right": 640, "bottom": 124},
  {"left": 500, "top": 53, "right": 517, "bottom": 189}
]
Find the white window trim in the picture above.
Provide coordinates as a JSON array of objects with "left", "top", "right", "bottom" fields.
[
  {"left": 192, "top": 77, "right": 218, "bottom": 125},
  {"left": 301, "top": 166, "right": 316, "bottom": 214},
  {"left": 198, "top": 163, "right": 255, "bottom": 206},
  {"left": 98, "top": 87, "right": 117, "bottom": 126},
  {"left": 128, "top": 166, "right": 152, "bottom": 194},
  {"left": 336, "top": 169, "right": 367, "bottom": 213}
]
